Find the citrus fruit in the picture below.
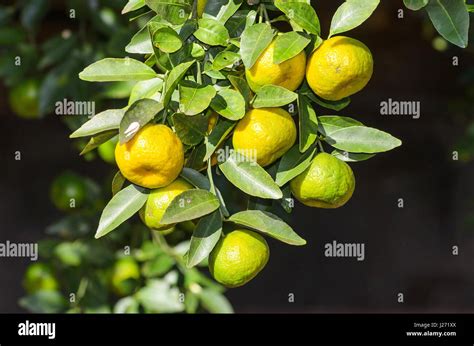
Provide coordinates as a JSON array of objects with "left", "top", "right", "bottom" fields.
[
  {"left": 306, "top": 36, "right": 373, "bottom": 101},
  {"left": 115, "top": 124, "right": 184, "bottom": 189},
  {"left": 98, "top": 136, "right": 118, "bottom": 164},
  {"left": 8, "top": 79, "right": 41, "bottom": 119},
  {"left": 50, "top": 172, "right": 87, "bottom": 211},
  {"left": 209, "top": 229, "right": 269, "bottom": 288},
  {"left": 233, "top": 107, "right": 296, "bottom": 167},
  {"left": 197, "top": 0, "right": 207, "bottom": 17},
  {"left": 23, "top": 263, "right": 59, "bottom": 294},
  {"left": 245, "top": 40, "right": 306, "bottom": 92},
  {"left": 111, "top": 257, "right": 140, "bottom": 297},
  {"left": 139, "top": 178, "right": 194, "bottom": 231},
  {"left": 290, "top": 152, "right": 355, "bottom": 208}
]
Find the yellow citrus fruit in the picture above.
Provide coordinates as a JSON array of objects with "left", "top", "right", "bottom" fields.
[
  {"left": 209, "top": 229, "right": 269, "bottom": 288},
  {"left": 290, "top": 152, "right": 355, "bottom": 208},
  {"left": 306, "top": 36, "right": 373, "bottom": 101},
  {"left": 111, "top": 257, "right": 140, "bottom": 297},
  {"left": 245, "top": 40, "right": 306, "bottom": 92},
  {"left": 115, "top": 124, "right": 184, "bottom": 189},
  {"left": 233, "top": 107, "right": 296, "bottom": 167},
  {"left": 139, "top": 178, "right": 193, "bottom": 231},
  {"left": 197, "top": 0, "right": 207, "bottom": 17}
]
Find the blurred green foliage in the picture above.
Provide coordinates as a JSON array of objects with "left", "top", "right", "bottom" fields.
[{"left": 2, "top": 0, "right": 233, "bottom": 314}]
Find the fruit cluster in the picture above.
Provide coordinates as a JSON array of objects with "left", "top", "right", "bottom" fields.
[{"left": 72, "top": 0, "right": 401, "bottom": 288}]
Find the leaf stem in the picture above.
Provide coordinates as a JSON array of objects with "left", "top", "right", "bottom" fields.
[
  {"left": 258, "top": 5, "right": 264, "bottom": 23},
  {"left": 261, "top": 4, "right": 271, "bottom": 24},
  {"left": 74, "top": 277, "right": 89, "bottom": 308},
  {"left": 207, "top": 159, "right": 217, "bottom": 195},
  {"left": 317, "top": 138, "right": 325, "bottom": 153},
  {"left": 196, "top": 61, "right": 202, "bottom": 84}
]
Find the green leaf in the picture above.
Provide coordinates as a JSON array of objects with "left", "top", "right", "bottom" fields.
[
  {"left": 276, "top": 146, "right": 316, "bottom": 186},
  {"left": 178, "top": 19, "right": 198, "bottom": 41},
  {"left": 240, "top": 23, "right": 274, "bottom": 69},
  {"left": 298, "top": 96, "right": 318, "bottom": 152},
  {"left": 198, "top": 289, "right": 234, "bottom": 313},
  {"left": 212, "top": 51, "right": 241, "bottom": 71},
  {"left": 162, "top": 60, "right": 195, "bottom": 106},
  {"left": 425, "top": 0, "right": 469, "bottom": 48},
  {"left": 318, "top": 115, "right": 363, "bottom": 137},
  {"left": 19, "top": 291, "right": 67, "bottom": 313},
  {"left": 273, "top": 31, "right": 311, "bottom": 64},
  {"left": 194, "top": 18, "right": 230, "bottom": 46},
  {"left": 21, "top": 0, "right": 49, "bottom": 31},
  {"left": 179, "top": 81, "right": 217, "bottom": 115},
  {"left": 202, "top": 0, "right": 243, "bottom": 24},
  {"left": 80, "top": 131, "right": 118, "bottom": 156},
  {"left": 145, "top": 0, "right": 193, "bottom": 25},
  {"left": 95, "top": 185, "right": 149, "bottom": 239},
  {"left": 39, "top": 35, "right": 77, "bottom": 69},
  {"left": 128, "top": 78, "right": 163, "bottom": 105},
  {"left": 122, "top": 0, "right": 146, "bottom": 13},
  {"left": 114, "top": 296, "right": 140, "bottom": 313},
  {"left": 252, "top": 85, "right": 297, "bottom": 108},
  {"left": 180, "top": 168, "right": 211, "bottom": 189},
  {"left": 210, "top": 89, "right": 246, "bottom": 120},
  {"left": 228, "top": 210, "right": 306, "bottom": 245},
  {"left": 126, "top": 18, "right": 162, "bottom": 54},
  {"left": 227, "top": 75, "right": 253, "bottom": 106},
  {"left": 300, "top": 82, "right": 351, "bottom": 111},
  {"left": 119, "top": 99, "right": 163, "bottom": 144},
  {"left": 403, "top": 0, "right": 428, "bottom": 10},
  {"left": 329, "top": 0, "right": 380, "bottom": 37},
  {"left": 54, "top": 242, "right": 84, "bottom": 266},
  {"left": 112, "top": 171, "right": 126, "bottom": 196},
  {"left": 274, "top": 0, "right": 320, "bottom": 35},
  {"left": 79, "top": 58, "right": 157, "bottom": 82},
  {"left": 218, "top": 151, "right": 283, "bottom": 199},
  {"left": 142, "top": 254, "right": 175, "bottom": 277},
  {"left": 331, "top": 149, "right": 375, "bottom": 162},
  {"left": 325, "top": 126, "right": 402, "bottom": 153},
  {"left": 225, "top": 9, "right": 251, "bottom": 37},
  {"left": 152, "top": 27, "right": 183, "bottom": 53},
  {"left": 174, "top": 113, "right": 208, "bottom": 146},
  {"left": 136, "top": 279, "right": 184, "bottom": 312},
  {"left": 70, "top": 109, "right": 125, "bottom": 138},
  {"left": 204, "top": 118, "right": 236, "bottom": 161},
  {"left": 160, "top": 190, "right": 220, "bottom": 224},
  {"left": 186, "top": 211, "right": 222, "bottom": 268}
]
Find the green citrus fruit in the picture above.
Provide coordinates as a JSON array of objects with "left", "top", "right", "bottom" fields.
[
  {"left": 8, "top": 79, "right": 41, "bottom": 119},
  {"left": 23, "top": 263, "right": 59, "bottom": 294},
  {"left": 111, "top": 257, "right": 140, "bottom": 297},
  {"left": 290, "top": 152, "right": 355, "bottom": 208},
  {"left": 50, "top": 172, "right": 87, "bottom": 211},
  {"left": 209, "top": 229, "right": 269, "bottom": 288},
  {"left": 98, "top": 136, "right": 118, "bottom": 164},
  {"left": 139, "top": 178, "right": 193, "bottom": 231}
]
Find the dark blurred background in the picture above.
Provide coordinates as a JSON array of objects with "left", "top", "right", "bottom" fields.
[{"left": 1, "top": 0, "right": 474, "bottom": 313}]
